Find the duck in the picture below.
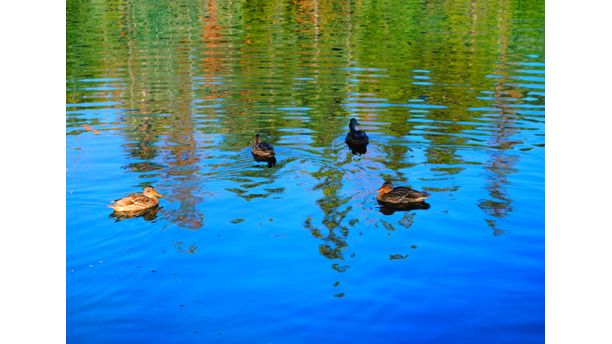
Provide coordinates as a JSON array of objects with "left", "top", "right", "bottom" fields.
[
  {"left": 376, "top": 181, "right": 430, "bottom": 206},
  {"left": 108, "top": 186, "right": 163, "bottom": 213},
  {"left": 345, "top": 118, "right": 369, "bottom": 146},
  {"left": 251, "top": 133, "right": 276, "bottom": 167}
]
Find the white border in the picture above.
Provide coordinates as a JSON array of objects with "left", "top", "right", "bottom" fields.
[
  {"left": 0, "top": 2, "right": 66, "bottom": 343},
  {"left": 547, "top": 0, "right": 612, "bottom": 343},
  {"left": 3, "top": 0, "right": 612, "bottom": 343}
]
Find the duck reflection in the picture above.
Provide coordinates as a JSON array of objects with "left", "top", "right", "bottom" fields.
[
  {"left": 110, "top": 206, "right": 161, "bottom": 222},
  {"left": 379, "top": 202, "right": 430, "bottom": 215}
]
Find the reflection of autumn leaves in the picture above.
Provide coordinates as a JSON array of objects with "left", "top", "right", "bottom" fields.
[
  {"left": 164, "top": 210, "right": 204, "bottom": 230},
  {"left": 160, "top": 190, "right": 205, "bottom": 230},
  {"left": 81, "top": 124, "right": 100, "bottom": 134}
]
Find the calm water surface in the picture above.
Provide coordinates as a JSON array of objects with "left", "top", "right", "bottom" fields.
[{"left": 67, "top": 0, "right": 544, "bottom": 343}]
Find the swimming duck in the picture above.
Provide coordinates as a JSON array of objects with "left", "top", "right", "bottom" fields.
[
  {"left": 345, "top": 118, "right": 369, "bottom": 146},
  {"left": 109, "top": 186, "right": 163, "bottom": 213},
  {"left": 376, "top": 181, "right": 430, "bottom": 206},
  {"left": 251, "top": 133, "right": 276, "bottom": 167}
]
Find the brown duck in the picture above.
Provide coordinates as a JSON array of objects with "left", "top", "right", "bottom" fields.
[
  {"left": 109, "top": 186, "right": 163, "bottom": 213},
  {"left": 376, "top": 181, "right": 430, "bottom": 205},
  {"left": 251, "top": 133, "right": 276, "bottom": 167}
]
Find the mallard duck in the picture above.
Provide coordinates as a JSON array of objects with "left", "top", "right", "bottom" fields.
[
  {"left": 109, "top": 186, "right": 163, "bottom": 213},
  {"left": 345, "top": 118, "right": 369, "bottom": 146},
  {"left": 376, "top": 181, "right": 430, "bottom": 205},
  {"left": 251, "top": 133, "right": 276, "bottom": 167}
]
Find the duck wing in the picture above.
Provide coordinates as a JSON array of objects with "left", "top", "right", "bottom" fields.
[
  {"left": 259, "top": 142, "right": 274, "bottom": 151},
  {"left": 346, "top": 131, "right": 369, "bottom": 144},
  {"left": 353, "top": 130, "right": 368, "bottom": 139},
  {"left": 252, "top": 142, "right": 275, "bottom": 157},
  {"left": 113, "top": 194, "right": 154, "bottom": 207},
  {"left": 383, "top": 187, "right": 429, "bottom": 203}
]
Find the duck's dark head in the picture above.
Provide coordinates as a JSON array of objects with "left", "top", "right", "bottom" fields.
[
  {"left": 349, "top": 118, "right": 360, "bottom": 131},
  {"left": 254, "top": 133, "right": 260, "bottom": 144}
]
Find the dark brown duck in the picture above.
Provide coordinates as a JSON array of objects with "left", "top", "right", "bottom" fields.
[
  {"left": 251, "top": 133, "right": 276, "bottom": 167},
  {"left": 376, "top": 181, "right": 430, "bottom": 205},
  {"left": 345, "top": 118, "right": 369, "bottom": 146}
]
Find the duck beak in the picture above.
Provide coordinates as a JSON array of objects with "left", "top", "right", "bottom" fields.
[
  {"left": 154, "top": 191, "right": 163, "bottom": 198},
  {"left": 375, "top": 187, "right": 382, "bottom": 193}
]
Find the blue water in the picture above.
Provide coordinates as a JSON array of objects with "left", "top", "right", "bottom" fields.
[{"left": 67, "top": 0, "right": 544, "bottom": 342}]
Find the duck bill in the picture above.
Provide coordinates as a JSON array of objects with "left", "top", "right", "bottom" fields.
[{"left": 154, "top": 192, "right": 163, "bottom": 198}]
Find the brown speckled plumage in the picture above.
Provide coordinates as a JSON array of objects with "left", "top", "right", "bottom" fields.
[
  {"left": 251, "top": 134, "right": 275, "bottom": 159},
  {"left": 376, "top": 182, "right": 430, "bottom": 205},
  {"left": 109, "top": 186, "right": 163, "bottom": 212}
]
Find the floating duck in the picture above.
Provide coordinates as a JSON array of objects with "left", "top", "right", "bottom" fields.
[
  {"left": 109, "top": 186, "right": 163, "bottom": 213},
  {"left": 251, "top": 133, "right": 276, "bottom": 167},
  {"left": 345, "top": 118, "right": 369, "bottom": 146},
  {"left": 376, "top": 181, "right": 430, "bottom": 206},
  {"left": 345, "top": 118, "right": 369, "bottom": 154}
]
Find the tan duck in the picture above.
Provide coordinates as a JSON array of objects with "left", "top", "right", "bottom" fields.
[
  {"left": 376, "top": 181, "right": 430, "bottom": 206},
  {"left": 109, "top": 186, "right": 163, "bottom": 212},
  {"left": 251, "top": 133, "right": 276, "bottom": 167}
]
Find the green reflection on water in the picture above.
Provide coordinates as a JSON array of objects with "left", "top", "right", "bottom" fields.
[{"left": 67, "top": 0, "right": 544, "bottom": 256}]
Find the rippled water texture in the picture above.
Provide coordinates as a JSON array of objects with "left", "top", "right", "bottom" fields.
[{"left": 67, "top": 0, "right": 544, "bottom": 343}]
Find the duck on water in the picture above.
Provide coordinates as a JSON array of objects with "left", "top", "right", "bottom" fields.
[
  {"left": 109, "top": 186, "right": 163, "bottom": 216},
  {"left": 251, "top": 133, "right": 276, "bottom": 167},
  {"left": 345, "top": 118, "right": 369, "bottom": 154},
  {"left": 376, "top": 181, "right": 430, "bottom": 206}
]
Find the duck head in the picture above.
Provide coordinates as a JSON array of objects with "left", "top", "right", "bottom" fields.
[
  {"left": 143, "top": 186, "right": 163, "bottom": 199},
  {"left": 349, "top": 118, "right": 360, "bottom": 132},
  {"left": 376, "top": 181, "right": 394, "bottom": 199}
]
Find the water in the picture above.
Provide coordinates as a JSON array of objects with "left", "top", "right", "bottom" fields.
[{"left": 67, "top": 0, "right": 544, "bottom": 342}]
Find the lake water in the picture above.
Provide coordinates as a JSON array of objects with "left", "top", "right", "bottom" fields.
[{"left": 67, "top": 0, "right": 544, "bottom": 343}]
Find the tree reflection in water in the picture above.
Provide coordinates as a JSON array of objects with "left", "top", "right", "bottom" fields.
[
  {"left": 66, "top": 0, "right": 543, "bottom": 262},
  {"left": 477, "top": 2, "right": 521, "bottom": 237}
]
